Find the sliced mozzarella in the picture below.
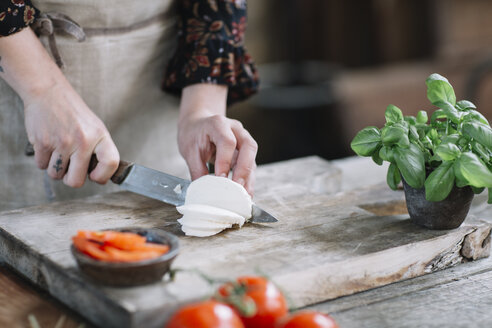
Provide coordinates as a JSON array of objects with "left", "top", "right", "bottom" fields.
[
  {"left": 184, "top": 175, "right": 252, "bottom": 219},
  {"left": 181, "top": 225, "right": 225, "bottom": 237},
  {"left": 178, "top": 217, "right": 232, "bottom": 230},
  {"left": 176, "top": 204, "right": 246, "bottom": 227}
]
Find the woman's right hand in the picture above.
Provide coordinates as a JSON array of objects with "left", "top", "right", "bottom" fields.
[
  {"left": 0, "top": 27, "right": 119, "bottom": 187},
  {"left": 23, "top": 81, "right": 120, "bottom": 188}
]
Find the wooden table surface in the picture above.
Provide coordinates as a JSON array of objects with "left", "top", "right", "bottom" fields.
[{"left": 1, "top": 156, "right": 491, "bottom": 328}]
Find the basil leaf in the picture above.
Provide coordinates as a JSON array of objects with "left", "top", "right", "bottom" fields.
[
  {"left": 385, "top": 104, "right": 404, "bottom": 123},
  {"left": 424, "top": 161, "right": 455, "bottom": 201},
  {"left": 416, "top": 110, "right": 428, "bottom": 124},
  {"left": 404, "top": 116, "right": 417, "bottom": 125},
  {"left": 351, "top": 127, "right": 381, "bottom": 156},
  {"left": 379, "top": 146, "right": 394, "bottom": 162},
  {"left": 431, "top": 109, "right": 446, "bottom": 123},
  {"left": 387, "top": 162, "right": 401, "bottom": 190},
  {"left": 436, "top": 142, "right": 461, "bottom": 161},
  {"left": 372, "top": 147, "right": 383, "bottom": 165},
  {"left": 394, "top": 143, "right": 425, "bottom": 189},
  {"left": 382, "top": 125, "right": 406, "bottom": 146},
  {"left": 409, "top": 125, "right": 419, "bottom": 140},
  {"left": 471, "top": 186, "right": 485, "bottom": 194},
  {"left": 441, "top": 134, "right": 460, "bottom": 144},
  {"left": 456, "top": 152, "right": 492, "bottom": 188},
  {"left": 465, "top": 110, "right": 490, "bottom": 126},
  {"left": 434, "top": 100, "right": 461, "bottom": 123},
  {"left": 472, "top": 141, "right": 490, "bottom": 162},
  {"left": 462, "top": 121, "right": 492, "bottom": 150},
  {"left": 456, "top": 100, "right": 476, "bottom": 111},
  {"left": 426, "top": 73, "right": 456, "bottom": 105}
]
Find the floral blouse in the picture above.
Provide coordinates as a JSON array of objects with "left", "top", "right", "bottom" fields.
[{"left": 0, "top": 0, "right": 258, "bottom": 104}]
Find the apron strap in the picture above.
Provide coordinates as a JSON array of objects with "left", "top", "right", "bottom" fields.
[{"left": 32, "top": 12, "right": 86, "bottom": 68}]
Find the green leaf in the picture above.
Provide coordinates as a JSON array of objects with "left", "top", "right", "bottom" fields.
[
  {"left": 385, "top": 104, "right": 404, "bottom": 123},
  {"left": 488, "top": 188, "right": 492, "bottom": 204},
  {"left": 462, "top": 121, "right": 492, "bottom": 150},
  {"left": 394, "top": 143, "right": 426, "bottom": 189},
  {"left": 436, "top": 142, "right": 461, "bottom": 161},
  {"left": 351, "top": 127, "right": 381, "bottom": 156},
  {"left": 372, "top": 147, "right": 383, "bottom": 165},
  {"left": 471, "top": 186, "right": 485, "bottom": 194},
  {"left": 379, "top": 146, "right": 394, "bottom": 162},
  {"left": 465, "top": 110, "right": 490, "bottom": 125},
  {"left": 426, "top": 73, "right": 456, "bottom": 106},
  {"left": 397, "top": 133, "right": 410, "bottom": 148},
  {"left": 434, "top": 100, "right": 461, "bottom": 123},
  {"left": 472, "top": 141, "right": 490, "bottom": 162},
  {"left": 456, "top": 100, "right": 476, "bottom": 111},
  {"left": 416, "top": 110, "right": 428, "bottom": 124},
  {"left": 455, "top": 152, "right": 492, "bottom": 188},
  {"left": 404, "top": 116, "right": 417, "bottom": 125},
  {"left": 409, "top": 125, "right": 419, "bottom": 141},
  {"left": 424, "top": 161, "right": 455, "bottom": 202},
  {"left": 441, "top": 134, "right": 460, "bottom": 144},
  {"left": 431, "top": 109, "right": 446, "bottom": 123},
  {"left": 381, "top": 125, "right": 406, "bottom": 146},
  {"left": 387, "top": 162, "right": 401, "bottom": 190}
]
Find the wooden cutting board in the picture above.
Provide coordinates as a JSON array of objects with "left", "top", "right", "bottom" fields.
[{"left": 0, "top": 156, "right": 490, "bottom": 328}]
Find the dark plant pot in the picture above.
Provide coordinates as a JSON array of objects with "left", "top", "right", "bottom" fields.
[{"left": 402, "top": 179, "right": 474, "bottom": 230}]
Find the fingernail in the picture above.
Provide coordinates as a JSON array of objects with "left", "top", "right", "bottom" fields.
[
  {"left": 237, "top": 178, "right": 245, "bottom": 186},
  {"left": 220, "top": 173, "right": 227, "bottom": 177}
]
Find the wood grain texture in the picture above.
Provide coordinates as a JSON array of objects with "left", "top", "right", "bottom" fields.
[
  {"left": 0, "top": 265, "right": 88, "bottom": 328},
  {"left": 0, "top": 156, "right": 489, "bottom": 328}
]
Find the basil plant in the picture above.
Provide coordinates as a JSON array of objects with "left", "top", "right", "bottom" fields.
[{"left": 351, "top": 73, "right": 492, "bottom": 203}]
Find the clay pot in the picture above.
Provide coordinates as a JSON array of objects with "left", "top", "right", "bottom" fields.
[{"left": 402, "top": 179, "right": 474, "bottom": 230}]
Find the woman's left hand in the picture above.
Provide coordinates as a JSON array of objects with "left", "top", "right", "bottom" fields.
[{"left": 178, "top": 84, "right": 258, "bottom": 196}]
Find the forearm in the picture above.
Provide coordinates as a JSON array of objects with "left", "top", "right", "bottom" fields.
[
  {"left": 0, "top": 27, "right": 64, "bottom": 101},
  {"left": 179, "top": 84, "right": 228, "bottom": 125}
]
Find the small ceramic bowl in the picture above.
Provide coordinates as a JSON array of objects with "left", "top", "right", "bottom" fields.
[{"left": 71, "top": 227, "right": 179, "bottom": 287}]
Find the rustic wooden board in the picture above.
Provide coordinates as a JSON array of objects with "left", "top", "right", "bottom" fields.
[{"left": 0, "top": 156, "right": 490, "bottom": 328}]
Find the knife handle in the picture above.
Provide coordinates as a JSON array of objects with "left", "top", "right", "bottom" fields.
[{"left": 88, "top": 155, "right": 133, "bottom": 185}]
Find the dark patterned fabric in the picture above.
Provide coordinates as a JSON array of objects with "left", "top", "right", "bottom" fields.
[
  {"left": 163, "top": 0, "right": 259, "bottom": 104},
  {"left": 0, "top": 0, "right": 258, "bottom": 104},
  {"left": 0, "top": 0, "right": 38, "bottom": 36}
]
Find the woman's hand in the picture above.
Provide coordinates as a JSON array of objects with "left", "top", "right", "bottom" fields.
[
  {"left": 0, "top": 28, "right": 119, "bottom": 187},
  {"left": 178, "top": 84, "right": 258, "bottom": 196}
]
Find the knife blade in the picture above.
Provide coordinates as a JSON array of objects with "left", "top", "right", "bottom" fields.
[{"left": 90, "top": 157, "right": 277, "bottom": 223}]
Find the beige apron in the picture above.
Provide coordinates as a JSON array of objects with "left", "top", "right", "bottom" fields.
[{"left": 0, "top": 0, "right": 189, "bottom": 211}]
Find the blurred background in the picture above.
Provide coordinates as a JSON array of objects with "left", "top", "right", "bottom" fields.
[{"left": 229, "top": 0, "right": 492, "bottom": 164}]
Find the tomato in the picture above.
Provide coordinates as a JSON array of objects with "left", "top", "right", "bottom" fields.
[
  {"left": 218, "top": 276, "right": 288, "bottom": 328},
  {"left": 165, "top": 300, "right": 244, "bottom": 328},
  {"left": 276, "top": 311, "right": 339, "bottom": 328}
]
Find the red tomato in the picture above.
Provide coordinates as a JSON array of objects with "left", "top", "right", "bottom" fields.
[
  {"left": 276, "top": 311, "right": 339, "bottom": 328},
  {"left": 218, "top": 276, "right": 288, "bottom": 328},
  {"left": 165, "top": 300, "right": 244, "bottom": 328}
]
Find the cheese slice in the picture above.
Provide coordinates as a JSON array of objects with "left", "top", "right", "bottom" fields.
[
  {"left": 184, "top": 175, "right": 253, "bottom": 219},
  {"left": 177, "top": 175, "right": 253, "bottom": 237}
]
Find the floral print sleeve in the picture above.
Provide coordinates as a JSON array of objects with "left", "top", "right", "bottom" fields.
[
  {"left": 163, "top": 0, "right": 259, "bottom": 105},
  {"left": 0, "top": 0, "right": 39, "bottom": 37}
]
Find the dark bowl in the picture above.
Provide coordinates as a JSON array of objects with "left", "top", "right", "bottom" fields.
[{"left": 71, "top": 227, "right": 179, "bottom": 287}]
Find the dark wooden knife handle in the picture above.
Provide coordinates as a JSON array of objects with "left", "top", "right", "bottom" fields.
[{"left": 88, "top": 154, "right": 133, "bottom": 185}]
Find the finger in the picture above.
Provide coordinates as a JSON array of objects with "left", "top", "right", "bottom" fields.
[
  {"left": 186, "top": 146, "right": 209, "bottom": 180},
  {"left": 88, "top": 137, "right": 120, "bottom": 184},
  {"left": 47, "top": 151, "right": 69, "bottom": 180},
  {"left": 230, "top": 121, "right": 258, "bottom": 190},
  {"left": 33, "top": 144, "right": 52, "bottom": 170},
  {"left": 211, "top": 123, "right": 237, "bottom": 177},
  {"left": 244, "top": 169, "right": 256, "bottom": 197},
  {"left": 63, "top": 150, "right": 92, "bottom": 188}
]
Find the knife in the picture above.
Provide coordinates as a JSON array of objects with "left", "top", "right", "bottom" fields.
[{"left": 89, "top": 156, "right": 277, "bottom": 223}]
